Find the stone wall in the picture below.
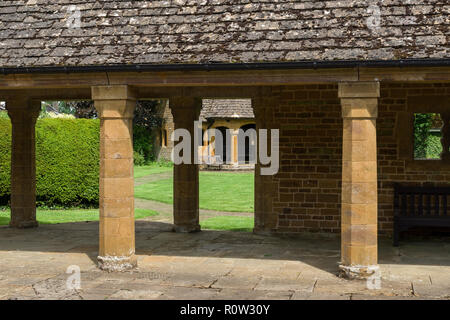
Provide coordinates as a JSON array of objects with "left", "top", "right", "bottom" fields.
[
  {"left": 153, "top": 100, "right": 174, "bottom": 161},
  {"left": 270, "top": 82, "right": 450, "bottom": 236}
]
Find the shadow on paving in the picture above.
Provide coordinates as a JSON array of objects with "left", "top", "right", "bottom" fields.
[{"left": 0, "top": 220, "right": 450, "bottom": 275}]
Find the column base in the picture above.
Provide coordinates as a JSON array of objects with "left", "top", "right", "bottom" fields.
[
  {"left": 98, "top": 255, "right": 137, "bottom": 272},
  {"left": 338, "top": 264, "right": 379, "bottom": 280},
  {"left": 9, "top": 220, "right": 38, "bottom": 229},
  {"left": 173, "top": 224, "right": 201, "bottom": 233},
  {"left": 252, "top": 227, "right": 274, "bottom": 236}
]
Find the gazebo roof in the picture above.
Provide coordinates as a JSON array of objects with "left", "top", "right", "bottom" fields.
[
  {"left": 0, "top": 1, "right": 448, "bottom": 69},
  {"left": 200, "top": 99, "right": 254, "bottom": 121}
]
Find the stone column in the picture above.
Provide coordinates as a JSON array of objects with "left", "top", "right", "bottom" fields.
[
  {"left": 252, "top": 91, "right": 277, "bottom": 234},
  {"left": 92, "top": 85, "right": 137, "bottom": 271},
  {"left": 6, "top": 98, "right": 41, "bottom": 228},
  {"left": 231, "top": 129, "right": 239, "bottom": 166},
  {"left": 170, "top": 97, "right": 202, "bottom": 233},
  {"left": 338, "top": 82, "right": 380, "bottom": 279}
]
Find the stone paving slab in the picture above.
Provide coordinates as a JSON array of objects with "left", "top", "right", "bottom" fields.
[{"left": 0, "top": 221, "right": 450, "bottom": 300}]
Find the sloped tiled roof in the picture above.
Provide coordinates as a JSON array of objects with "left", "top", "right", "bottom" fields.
[
  {"left": 0, "top": 1, "right": 448, "bottom": 68},
  {"left": 200, "top": 99, "right": 254, "bottom": 120}
]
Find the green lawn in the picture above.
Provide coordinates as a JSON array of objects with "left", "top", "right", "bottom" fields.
[
  {"left": 201, "top": 216, "right": 254, "bottom": 232},
  {"left": 134, "top": 163, "right": 173, "bottom": 178},
  {"left": 134, "top": 171, "right": 254, "bottom": 212},
  {"left": 0, "top": 208, "right": 157, "bottom": 226}
]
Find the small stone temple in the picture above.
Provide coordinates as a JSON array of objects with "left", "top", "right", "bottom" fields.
[
  {"left": 154, "top": 99, "right": 256, "bottom": 170},
  {"left": 0, "top": 1, "right": 449, "bottom": 279}
]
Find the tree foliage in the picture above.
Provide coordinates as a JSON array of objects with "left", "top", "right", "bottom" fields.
[{"left": 413, "top": 113, "right": 443, "bottom": 159}]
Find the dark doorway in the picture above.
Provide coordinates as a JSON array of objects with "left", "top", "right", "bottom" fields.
[
  {"left": 239, "top": 124, "right": 256, "bottom": 164},
  {"left": 215, "top": 126, "right": 229, "bottom": 163}
]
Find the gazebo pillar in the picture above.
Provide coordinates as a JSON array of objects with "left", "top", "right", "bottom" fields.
[
  {"left": 92, "top": 85, "right": 137, "bottom": 271},
  {"left": 338, "top": 82, "right": 380, "bottom": 279},
  {"left": 170, "top": 97, "right": 202, "bottom": 233},
  {"left": 6, "top": 98, "right": 41, "bottom": 228}
]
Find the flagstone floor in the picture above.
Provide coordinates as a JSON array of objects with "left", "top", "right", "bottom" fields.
[{"left": 0, "top": 220, "right": 449, "bottom": 300}]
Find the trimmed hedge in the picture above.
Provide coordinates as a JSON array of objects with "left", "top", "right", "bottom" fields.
[
  {"left": 0, "top": 118, "right": 99, "bottom": 207},
  {"left": 0, "top": 119, "right": 11, "bottom": 205}
]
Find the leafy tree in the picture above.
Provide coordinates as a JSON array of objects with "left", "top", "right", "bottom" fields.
[{"left": 414, "top": 113, "right": 433, "bottom": 159}]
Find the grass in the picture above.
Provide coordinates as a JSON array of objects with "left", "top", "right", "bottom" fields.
[
  {"left": 134, "top": 162, "right": 173, "bottom": 178},
  {"left": 201, "top": 216, "right": 254, "bottom": 232},
  {"left": 0, "top": 208, "right": 158, "bottom": 226},
  {"left": 134, "top": 171, "right": 254, "bottom": 212}
]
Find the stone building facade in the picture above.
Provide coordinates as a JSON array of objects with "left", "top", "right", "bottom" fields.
[
  {"left": 0, "top": 1, "right": 448, "bottom": 278},
  {"left": 154, "top": 99, "right": 256, "bottom": 170},
  {"left": 261, "top": 83, "right": 450, "bottom": 236},
  {"left": 153, "top": 100, "right": 175, "bottom": 162}
]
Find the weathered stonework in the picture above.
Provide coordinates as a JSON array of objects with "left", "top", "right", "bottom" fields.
[
  {"left": 170, "top": 97, "right": 202, "bottom": 233},
  {"left": 92, "top": 85, "right": 137, "bottom": 271},
  {"left": 0, "top": 1, "right": 448, "bottom": 68},
  {"left": 260, "top": 82, "right": 450, "bottom": 237},
  {"left": 6, "top": 98, "right": 41, "bottom": 229},
  {"left": 338, "top": 81, "right": 380, "bottom": 279},
  {"left": 153, "top": 100, "right": 174, "bottom": 162}
]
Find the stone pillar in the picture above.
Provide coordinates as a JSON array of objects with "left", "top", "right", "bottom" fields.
[
  {"left": 252, "top": 91, "right": 277, "bottom": 234},
  {"left": 170, "top": 97, "right": 202, "bottom": 233},
  {"left": 231, "top": 130, "right": 239, "bottom": 166},
  {"left": 338, "top": 82, "right": 380, "bottom": 279},
  {"left": 6, "top": 98, "right": 41, "bottom": 228},
  {"left": 92, "top": 85, "right": 137, "bottom": 271}
]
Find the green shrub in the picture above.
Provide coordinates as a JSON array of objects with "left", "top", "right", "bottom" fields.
[
  {"left": 0, "top": 117, "right": 158, "bottom": 206},
  {"left": 0, "top": 118, "right": 100, "bottom": 207},
  {"left": 426, "top": 134, "right": 443, "bottom": 159},
  {"left": 133, "top": 150, "right": 146, "bottom": 166},
  {"left": 0, "top": 119, "right": 11, "bottom": 205},
  {"left": 133, "top": 125, "right": 153, "bottom": 165},
  {"left": 155, "top": 159, "right": 173, "bottom": 167}
]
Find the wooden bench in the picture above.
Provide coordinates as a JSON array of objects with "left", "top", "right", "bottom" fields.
[{"left": 393, "top": 184, "right": 450, "bottom": 246}]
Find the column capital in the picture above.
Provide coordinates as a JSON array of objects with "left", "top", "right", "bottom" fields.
[
  {"left": 5, "top": 98, "right": 41, "bottom": 122},
  {"left": 169, "top": 96, "right": 202, "bottom": 122},
  {"left": 341, "top": 98, "right": 378, "bottom": 119},
  {"left": 91, "top": 85, "right": 137, "bottom": 101},
  {"left": 338, "top": 81, "right": 380, "bottom": 99},
  {"left": 91, "top": 85, "right": 136, "bottom": 119}
]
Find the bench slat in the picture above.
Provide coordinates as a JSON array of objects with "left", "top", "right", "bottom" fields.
[
  {"left": 418, "top": 193, "right": 423, "bottom": 216},
  {"left": 393, "top": 184, "right": 450, "bottom": 246},
  {"left": 435, "top": 193, "right": 440, "bottom": 216},
  {"left": 442, "top": 194, "right": 447, "bottom": 216},
  {"left": 410, "top": 193, "right": 415, "bottom": 216}
]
